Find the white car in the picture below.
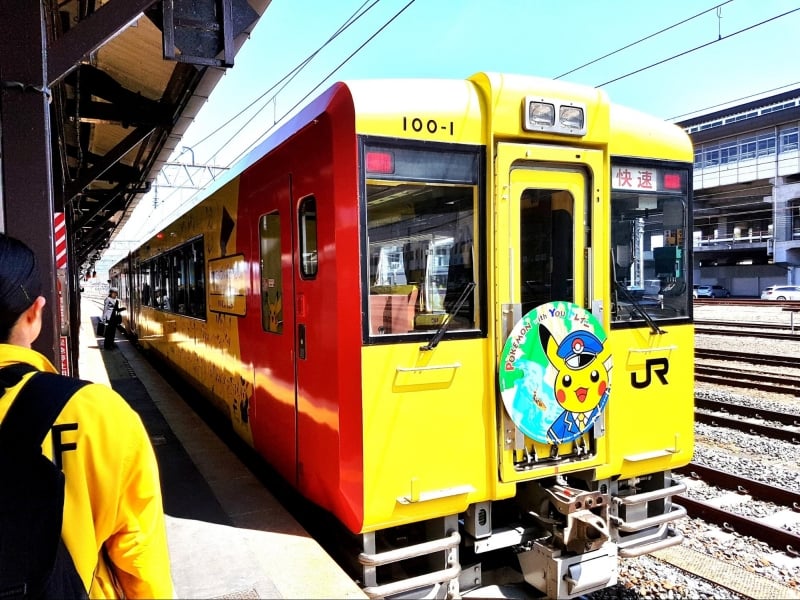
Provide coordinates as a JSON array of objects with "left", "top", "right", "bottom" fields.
[{"left": 761, "top": 285, "right": 800, "bottom": 300}]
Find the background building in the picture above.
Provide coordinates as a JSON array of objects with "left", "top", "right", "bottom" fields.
[{"left": 680, "top": 88, "right": 800, "bottom": 296}]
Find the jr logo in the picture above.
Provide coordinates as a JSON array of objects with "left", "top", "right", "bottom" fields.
[{"left": 631, "top": 357, "right": 669, "bottom": 388}]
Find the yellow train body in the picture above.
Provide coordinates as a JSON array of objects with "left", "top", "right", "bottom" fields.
[{"left": 112, "top": 72, "right": 694, "bottom": 599}]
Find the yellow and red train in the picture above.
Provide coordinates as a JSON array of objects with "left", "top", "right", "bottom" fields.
[{"left": 110, "top": 72, "right": 694, "bottom": 598}]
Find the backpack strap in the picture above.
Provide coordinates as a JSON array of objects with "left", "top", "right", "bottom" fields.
[
  {"left": 0, "top": 364, "right": 90, "bottom": 451},
  {"left": 0, "top": 362, "right": 37, "bottom": 388}
]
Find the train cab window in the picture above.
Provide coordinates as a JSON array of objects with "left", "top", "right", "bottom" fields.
[
  {"left": 365, "top": 181, "right": 478, "bottom": 337},
  {"left": 299, "top": 196, "right": 318, "bottom": 278},
  {"left": 259, "top": 213, "right": 283, "bottom": 333},
  {"left": 610, "top": 163, "right": 691, "bottom": 325},
  {"left": 519, "top": 189, "right": 573, "bottom": 313}
]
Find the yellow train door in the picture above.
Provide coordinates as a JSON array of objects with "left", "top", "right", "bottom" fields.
[{"left": 494, "top": 142, "right": 608, "bottom": 482}]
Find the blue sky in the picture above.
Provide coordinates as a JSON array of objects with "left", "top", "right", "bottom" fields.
[{"left": 107, "top": 0, "right": 800, "bottom": 268}]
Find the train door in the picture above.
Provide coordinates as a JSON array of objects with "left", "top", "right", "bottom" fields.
[
  {"left": 249, "top": 175, "right": 298, "bottom": 485},
  {"left": 495, "top": 142, "right": 606, "bottom": 482}
]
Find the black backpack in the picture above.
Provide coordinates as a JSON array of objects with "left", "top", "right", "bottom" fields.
[{"left": 0, "top": 363, "right": 90, "bottom": 599}]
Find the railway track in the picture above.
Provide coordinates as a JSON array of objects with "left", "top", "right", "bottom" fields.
[
  {"left": 694, "top": 397, "right": 800, "bottom": 443},
  {"left": 694, "top": 299, "right": 800, "bottom": 309},
  {"left": 695, "top": 364, "right": 800, "bottom": 394},
  {"left": 695, "top": 326, "right": 800, "bottom": 340},
  {"left": 695, "top": 319, "right": 793, "bottom": 331},
  {"left": 695, "top": 348, "right": 799, "bottom": 369},
  {"left": 675, "top": 462, "right": 800, "bottom": 555}
]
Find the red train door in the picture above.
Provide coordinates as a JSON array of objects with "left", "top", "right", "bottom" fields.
[{"left": 247, "top": 174, "right": 298, "bottom": 485}]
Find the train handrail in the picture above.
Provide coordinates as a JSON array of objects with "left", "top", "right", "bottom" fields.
[
  {"left": 396, "top": 363, "right": 461, "bottom": 372},
  {"left": 613, "top": 481, "right": 687, "bottom": 505},
  {"left": 611, "top": 503, "right": 687, "bottom": 532},
  {"left": 626, "top": 346, "right": 678, "bottom": 353},
  {"left": 358, "top": 531, "right": 461, "bottom": 567},
  {"left": 360, "top": 531, "right": 461, "bottom": 599},
  {"left": 618, "top": 529, "right": 684, "bottom": 558},
  {"left": 362, "top": 564, "right": 461, "bottom": 599},
  {"left": 397, "top": 484, "right": 475, "bottom": 505}
]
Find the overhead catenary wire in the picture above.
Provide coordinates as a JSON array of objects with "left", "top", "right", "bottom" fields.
[
  {"left": 553, "top": 0, "right": 800, "bottom": 121},
  {"left": 594, "top": 6, "right": 800, "bottom": 87},
  {"left": 224, "top": 0, "right": 417, "bottom": 168},
  {"left": 190, "top": 0, "right": 380, "bottom": 156},
  {"left": 124, "top": 0, "right": 796, "bottom": 246},
  {"left": 130, "top": 0, "right": 394, "bottom": 236},
  {"left": 136, "top": 0, "right": 418, "bottom": 237},
  {"left": 554, "top": 0, "right": 735, "bottom": 79}
]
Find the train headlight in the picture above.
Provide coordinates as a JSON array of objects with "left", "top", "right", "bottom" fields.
[
  {"left": 559, "top": 105, "right": 585, "bottom": 131},
  {"left": 523, "top": 97, "right": 587, "bottom": 136},
  {"left": 528, "top": 101, "right": 555, "bottom": 127}
]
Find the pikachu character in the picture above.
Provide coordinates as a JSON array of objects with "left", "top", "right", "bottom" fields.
[{"left": 540, "top": 325, "right": 611, "bottom": 445}]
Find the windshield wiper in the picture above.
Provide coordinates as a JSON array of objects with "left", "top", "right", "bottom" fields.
[
  {"left": 615, "top": 281, "right": 666, "bottom": 335},
  {"left": 420, "top": 281, "right": 476, "bottom": 351}
]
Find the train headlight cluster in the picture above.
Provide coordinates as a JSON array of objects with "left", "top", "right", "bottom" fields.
[{"left": 523, "top": 98, "right": 586, "bottom": 136}]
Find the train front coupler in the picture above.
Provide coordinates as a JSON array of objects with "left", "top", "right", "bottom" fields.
[{"left": 516, "top": 484, "right": 617, "bottom": 598}]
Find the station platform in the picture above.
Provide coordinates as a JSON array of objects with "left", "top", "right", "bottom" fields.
[{"left": 75, "top": 297, "right": 366, "bottom": 599}]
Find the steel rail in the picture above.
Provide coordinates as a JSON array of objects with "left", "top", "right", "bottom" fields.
[
  {"left": 695, "top": 349, "right": 800, "bottom": 369},
  {"left": 695, "top": 327, "right": 800, "bottom": 340},
  {"left": 695, "top": 397, "right": 800, "bottom": 427},
  {"left": 675, "top": 462, "right": 800, "bottom": 554},
  {"left": 694, "top": 410, "right": 800, "bottom": 443}
]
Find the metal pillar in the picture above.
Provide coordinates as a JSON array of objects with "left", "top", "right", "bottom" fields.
[{"left": 0, "top": 1, "right": 60, "bottom": 365}]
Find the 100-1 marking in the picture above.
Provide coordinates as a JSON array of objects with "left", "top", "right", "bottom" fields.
[{"left": 402, "top": 117, "right": 454, "bottom": 136}]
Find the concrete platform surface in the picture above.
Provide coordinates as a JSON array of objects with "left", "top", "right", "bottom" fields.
[{"left": 77, "top": 297, "right": 366, "bottom": 599}]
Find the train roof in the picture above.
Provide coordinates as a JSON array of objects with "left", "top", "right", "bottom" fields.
[{"left": 174, "top": 73, "right": 693, "bottom": 215}]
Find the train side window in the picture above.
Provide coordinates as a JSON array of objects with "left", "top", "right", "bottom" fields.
[
  {"left": 140, "top": 261, "right": 152, "bottom": 306},
  {"left": 260, "top": 213, "right": 283, "bottom": 333},
  {"left": 299, "top": 196, "right": 318, "bottom": 278},
  {"left": 172, "top": 250, "right": 188, "bottom": 315},
  {"left": 189, "top": 239, "right": 206, "bottom": 318},
  {"left": 156, "top": 255, "right": 172, "bottom": 311}
]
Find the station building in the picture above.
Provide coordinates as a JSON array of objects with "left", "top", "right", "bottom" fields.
[{"left": 679, "top": 87, "right": 800, "bottom": 296}]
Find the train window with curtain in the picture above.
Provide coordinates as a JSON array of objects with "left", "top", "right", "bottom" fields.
[
  {"left": 259, "top": 213, "right": 283, "bottom": 333},
  {"left": 298, "top": 196, "right": 318, "bottom": 278}
]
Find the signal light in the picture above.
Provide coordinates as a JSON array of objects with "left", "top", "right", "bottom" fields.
[
  {"left": 366, "top": 151, "right": 394, "bottom": 174},
  {"left": 663, "top": 173, "right": 682, "bottom": 190}
]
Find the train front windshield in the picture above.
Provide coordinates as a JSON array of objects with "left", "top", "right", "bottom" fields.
[
  {"left": 610, "top": 162, "right": 692, "bottom": 324},
  {"left": 361, "top": 140, "right": 482, "bottom": 340}
]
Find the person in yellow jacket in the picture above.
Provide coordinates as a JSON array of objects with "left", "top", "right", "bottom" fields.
[{"left": 0, "top": 233, "right": 174, "bottom": 598}]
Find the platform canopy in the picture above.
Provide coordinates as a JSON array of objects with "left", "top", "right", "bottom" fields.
[{"left": 1, "top": 0, "right": 270, "bottom": 272}]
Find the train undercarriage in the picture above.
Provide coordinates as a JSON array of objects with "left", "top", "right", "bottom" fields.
[{"left": 358, "top": 471, "right": 687, "bottom": 599}]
